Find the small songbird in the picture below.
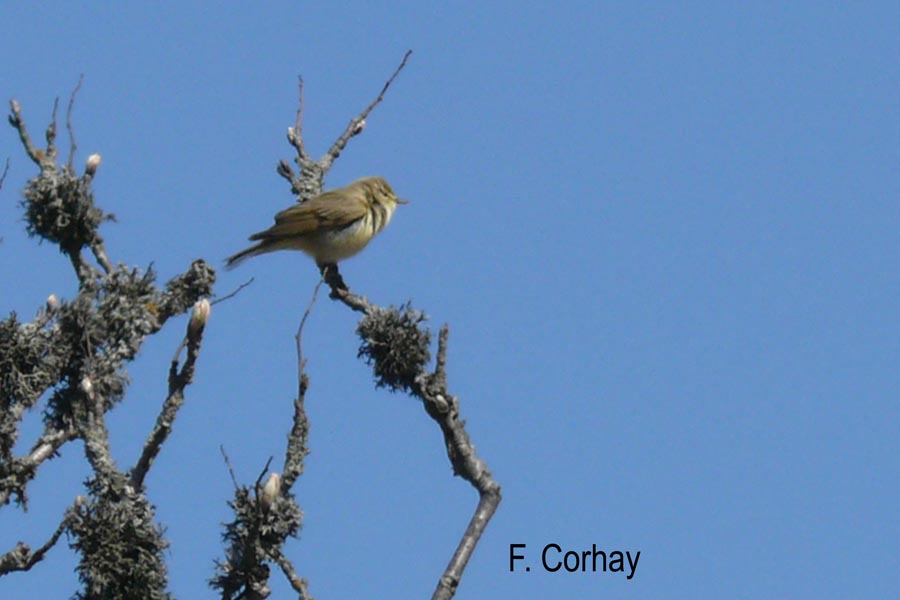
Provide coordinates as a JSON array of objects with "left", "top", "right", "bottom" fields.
[{"left": 225, "top": 176, "right": 407, "bottom": 270}]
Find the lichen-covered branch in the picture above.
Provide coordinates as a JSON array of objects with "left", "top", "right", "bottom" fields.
[
  {"left": 351, "top": 299, "right": 502, "bottom": 599},
  {"left": 211, "top": 286, "right": 317, "bottom": 599},
  {"left": 209, "top": 477, "right": 304, "bottom": 600},
  {"left": 3, "top": 92, "right": 216, "bottom": 596},
  {"left": 68, "top": 476, "right": 172, "bottom": 599},
  {"left": 0, "top": 423, "right": 75, "bottom": 508},
  {"left": 325, "top": 292, "right": 502, "bottom": 600},
  {"left": 130, "top": 299, "right": 212, "bottom": 490}
]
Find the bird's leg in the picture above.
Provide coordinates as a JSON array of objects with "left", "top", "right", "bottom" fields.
[{"left": 319, "top": 262, "right": 349, "bottom": 298}]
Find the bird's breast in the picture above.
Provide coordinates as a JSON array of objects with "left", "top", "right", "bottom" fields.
[{"left": 308, "top": 214, "right": 377, "bottom": 263}]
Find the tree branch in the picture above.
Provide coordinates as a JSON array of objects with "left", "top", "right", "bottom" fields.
[
  {"left": 329, "top": 287, "right": 501, "bottom": 599},
  {"left": 130, "top": 299, "right": 210, "bottom": 489},
  {"left": 280, "top": 50, "right": 412, "bottom": 205},
  {"left": 0, "top": 426, "right": 76, "bottom": 508},
  {"left": 7, "top": 100, "right": 43, "bottom": 167},
  {"left": 321, "top": 49, "right": 412, "bottom": 170},
  {"left": 271, "top": 549, "right": 314, "bottom": 600},
  {"left": 66, "top": 75, "right": 84, "bottom": 170},
  {"left": 273, "top": 49, "right": 497, "bottom": 598},
  {"left": 0, "top": 510, "right": 71, "bottom": 576},
  {"left": 283, "top": 280, "right": 321, "bottom": 490},
  {"left": 0, "top": 157, "right": 9, "bottom": 189}
]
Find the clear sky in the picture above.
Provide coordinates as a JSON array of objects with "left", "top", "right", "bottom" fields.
[{"left": 2, "top": 2, "right": 898, "bottom": 598}]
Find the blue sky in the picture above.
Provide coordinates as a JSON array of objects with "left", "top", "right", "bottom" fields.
[{"left": 2, "top": 2, "right": 898, "bottom": 598}]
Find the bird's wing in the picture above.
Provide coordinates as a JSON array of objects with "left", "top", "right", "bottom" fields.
[{"left": 251, "top": 189, "right": 368, "bottom": 240}]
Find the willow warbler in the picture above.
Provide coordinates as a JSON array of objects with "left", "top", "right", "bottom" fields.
[{"left": 225, "top": 176, "right": 406, "bottom": 269}]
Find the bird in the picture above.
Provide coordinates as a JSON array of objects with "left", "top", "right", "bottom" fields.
[{"left": 225, "top": 176, "right": 407, "bottom": 270}]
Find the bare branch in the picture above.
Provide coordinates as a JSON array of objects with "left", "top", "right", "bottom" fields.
[
  {"left": 293, "top": 278, "right": 323, "bottom": 379},
  {"left": 0, "top": 157, "right": 9, "bottom": 189},
  {"left": 0, "top": 511, "right": 70, "bottom": 576},
  {"left": 252, "top": 456, "right": 274, "bottom": 505},
  {"left": 45, "top": 98, "right": 59, "bottom": 162},
  {"left": 432, "top": 490, "right": 501, "bottom": 600},
  {"left": 286, "top": 76, "right": 309, "bottom": 162},
  {"left": 220, "top": 445, "right": 240, "bottom": 490},
  {"left": 271, "top": 549, "right": 314, "bottom": 600},
  {"left": 211, "top": 277, "right": 254, "bottom": 306},
  {"left": 8, "top": 100, "right": 43, "bottom": 166},
  {"left": 276, "top": 158, "right": 297, "bottom": 188},
  {"left": 321, "top": 50, "right": 412, "bottom": 169},
  {"left": 425, "top": 328, "right": 501, "bottom": 599},
  {"left": 278, "top": 51, "right": 412, "bottom": 204},
  {"left": 66, "top": 75, "right": 85, "bottom": 170},
  {"left": 89, "top": 243, "right": 114, "bottom": 275}
]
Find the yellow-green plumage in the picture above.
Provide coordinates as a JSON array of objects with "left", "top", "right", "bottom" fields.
[{"left": 226, "top": 177, "right": 406, "bottom": 269}]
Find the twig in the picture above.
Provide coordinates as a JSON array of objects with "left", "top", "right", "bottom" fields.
[
  {"left": 0, "top": 512, "right": 71, "bottom": 575},
  {"left": 252, "top": 456, "right": 274, "bottom": 505},
  {"left": 0, "top": 157, "right": 9, "bottom": 189},
  {"left": 220, "top": 446, "right": 240, "bottom": 490},
  {"left": 288, "top": 76, "right": 309, "bottom": 161},
  {"left": 435, "top": 324, "right": 449, "bottom": 383},
  {"left": 282, "top": 279, "right": 321, "bottom": 490},
  {"left": 295, "top": 77, "right": 305, "bottom": 139},
  {"left": 66, "top": 74, "right": 84, "bottom": 170},
  {"left": 8, "top": 100, "right": 42, "bottom": 166},
  {"left": 294, "top": 278, "right": 323, "bottom": 375},
  {"left": 271, "top": 549, "right": 314, "bottom": 600},
  {"left": 280, "top": 50, "right": 412, "bottom": 204},
  {"left": 211, "top": 277, "right": 255, "bottom": 306},
  {"left": 45, "top": 98, "right": 59, "bottom": 162},
  {"left": 321, "top": 50, "right": 412, "bottom": 169},
  {"left": 358, "top": 50, "right": 413, "bottom": 122},
  {"left": 88, "top": 241, "right": 114, "bottom": 275},
  {"left": 130, "top": 302, "right": 209, "bottom": 489}
]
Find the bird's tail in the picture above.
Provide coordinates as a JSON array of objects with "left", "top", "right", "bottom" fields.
[{"left": 224, "top": 242, "right": 267, "bottom": 270}]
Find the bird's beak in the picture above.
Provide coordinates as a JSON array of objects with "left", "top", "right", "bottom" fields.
[{"left": 396, "top": 198, "right": 410, "bottom": 205}]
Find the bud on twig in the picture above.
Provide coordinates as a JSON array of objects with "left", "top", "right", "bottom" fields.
[
  {"left": 80, "top": 376, "right": 94, "bottom": 399},
  {"left": 260, "top": 472, "right": 281, "bottom": 511},
  {"left": 85, "top": 153, "right": 102, "bottom": 176},
  {"left": 187, "top": 298, "right": 211, "bottom": 341},
  {"left": 46, "top": 294, "right": 60, "bottom": 313},
  {"left": 351, "top": 118, "right": 366, "bottom": 136}
]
